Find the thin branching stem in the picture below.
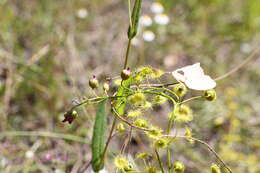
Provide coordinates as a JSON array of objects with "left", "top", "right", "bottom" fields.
[
  {"left": 155, "top": 149, "right": 165, "bottom": 173},
  {"left": 215, "top": 46, "right": 260, "bottom": 81},
  {"left": 124, "top": 39, "right": 132, "bottom": 69},
  {"left": 112, "top": 108, "right": 152, "bottom": 132},
  {"left": 164, "top": 135, "right": 233, "bottom": 173},
  {"left": 180, "top": 96, "right": 203, "bottom": 104}
]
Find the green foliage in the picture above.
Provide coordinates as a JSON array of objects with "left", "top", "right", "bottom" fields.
[
  {"left": 91, "top": 100, "right": 107, "bottom": 172},
  {"left": 128, "top": 0, "right": 142, "bottom": 39}
]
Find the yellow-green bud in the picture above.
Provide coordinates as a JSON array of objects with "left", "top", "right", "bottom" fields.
[
  {"left": 121, "top": 67, "right": 131, "bottom": 80},
  {"left": 114, "top": 156, "right": 129, "bottom": 169},
  {"left": 103, "top": 82, "right": 110, "bottom": 92},
  {"left": 117, "top": 123, "right": 125, "bottom": 133},
  {"left": 128, "top": 93, "right": 146, "bottom": 105},
  {"left": 153, "top": 137, "right": 169, "bottom": 149},
  {"left": 89, "top": 75, "right": 99, "bottom": 89},
  {"left": 133, "top": 119, "right": 148, "bottom": 128},
  {"left": 204, "top": 89, "right": 217, "bottom": 101},
  {"left": 173, "top": 83, "right": 187, "bottom": 97},
  {"left": 173, "top": 161, "right": 185, "bottom": 173},
  {"left": 211, "top": 164, "right": 221, "bottom": 173},
  {"left": 136, "top": 152, "right": 148, "bottom": 159}
]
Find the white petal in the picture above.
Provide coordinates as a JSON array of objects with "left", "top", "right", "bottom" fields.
[
  {"left": 151, "top": 2, "right": 164, "bottom": 14},
  {"left": 180, "top": 63, "right": 204, "bottom": 78},
  {"left": 172, "top": 70, "right": 186, "bottom": 82},
  {"left": 142, "top": 30, "right": 155, "bottom": 42},
  {"left": 154, "top": 14, "right": 169, "bottom": 25},
  {"left": 140, "top": 15, "right": 153, "bottom": 27},
  {"left": 185, "top": 75, "right": 216, "bottom": 90}
]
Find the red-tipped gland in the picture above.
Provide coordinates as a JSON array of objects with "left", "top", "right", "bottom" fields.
[
  {"left": 62, "top": 110, "right": 78, "bottom": 124},
  {"left": 89, "top": 75, "right": 99, "bottom": 89},
  {"left": 121, "top": 67, "right": 131, "bottom": 80},
  {"left": 103, "top": 81, "right": 110, "bottom": 92}
]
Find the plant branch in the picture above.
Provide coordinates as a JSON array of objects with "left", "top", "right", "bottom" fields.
[
  {"left": 164, "top": 135, "right": 233, "bottom": 173},
  {"left": 155, "top": 149, "right": 165, "bottom": 173},
  {"left": 215, "top": 46, "right": 260, "bottom": 81}
]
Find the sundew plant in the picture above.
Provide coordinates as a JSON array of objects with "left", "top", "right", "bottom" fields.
[{"left": 62, "top": 1, "right": 237, "bottom": 173}]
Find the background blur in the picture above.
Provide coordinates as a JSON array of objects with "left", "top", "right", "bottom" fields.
[{"left": 0, "top": 0, "right": 259, "bottom": 172}]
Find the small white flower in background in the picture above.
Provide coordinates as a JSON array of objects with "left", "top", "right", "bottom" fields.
[
  {"left": 172, "top": 63, "right": 216, "bottom": 90},
  {"left": 77, "top": 8, "right": 88, "bottom": 19},
  {"left": 142, "top": 30, "right": 155, "bottom": 42},
  {"left": 54, "top": 169, "right": 65, "bottom": 173},
  {"left": 131, "top": 37, "right": 140, "bottom": 46},
  {"left": 154, "top": 13, "right": 169, "bottom": 25},
  {"left": 25, "top": 150, "right": 34, "bottom": 159},
  {"left": 140, "top": 15, "right": 153, "bottom": 27},
  {"left": 151, "top": 2, "right": 164, "bottom": 14},
  {"left": 91, "top": 168, "right": 108, "bottom": 173},
  {"left": 240, "top": 43, "right": 252, "bottom": 53}
]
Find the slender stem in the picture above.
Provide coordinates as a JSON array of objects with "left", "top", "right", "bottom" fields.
[
  {"left": 143, "top": 86, "right": 178, "bottom": 103},
  {"left": 166, "top": 119, "right": 173, "bottom": 172},
  {"left": 163, "top": 135, "right": 233, "bottom": 173},
  {"left": 112, "top": 108, "right": 152, "bottom": 132},
  {"left": 167, "top": 148, "right": 171, "bottom": 172},
  {"left": 180, "top": 96, "right": 203, "bottom": 104},
  {"left": 155, "top": 149, "right": 165, "bottom": 173},
  {"left": 0, "top": 131, "right": 88, "bottom": 144},
  {"left": 215, "top": 46, "right": 260, "bottom": 81},
  {"left": 100, "top": 117, "right": 117, "bottom": 161},
  {"left": 123, "top": 39, "right": 132, "bottom": 69}
]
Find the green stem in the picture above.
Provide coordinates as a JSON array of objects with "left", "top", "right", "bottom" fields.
[
  {"left": 155, "top": 149, "right": 165, "bottom": 173},
  {"left": 100, "top": 117, "right": 117, "bottom": 162},
  {"left": 180, "top": 96, "right": 203, "bottom": 104},
  {"left": 123, "top": 39, "right": 132, "bottom": 69}
]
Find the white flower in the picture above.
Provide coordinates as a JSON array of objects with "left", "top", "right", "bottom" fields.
[
  {"left": 140, "top": 15, "right": 153, "bottom": 27},
  {"left": 91, "top": 168, "right": 108, "bottom": 173},
  {"left": 25, "top": 150, "right": 34, "bottom": 159},
  {"left": 172, "top": 63, "right": 216, "bottom": 90},
  {"left": 154, "top": 14, "right": 169, "bottom": 25},
  {"left": 131, "top": 37, "right": 140, "bottom": 46},
  {"left": 151, "top": 2, "right": 164, "bottom": 14},
  {"left": 77, "top": 8, "right": 88, "bottom": 19},
  {"left": 142, "top": 30, "right": 155, "bottom": 42}
]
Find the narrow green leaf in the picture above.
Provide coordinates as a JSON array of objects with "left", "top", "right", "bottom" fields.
[
  {"left": 128, "top": 0, "right": 142, "bottom": 39},
  {"left": 91, "top": 100, "right": 107, "bottom": 172}
]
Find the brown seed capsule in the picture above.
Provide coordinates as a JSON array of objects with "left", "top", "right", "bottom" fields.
[
  {"left": 89, "top": 75, "right": 99, "bottom": 89},
  {"left": 121, "top": 67, "right": 131, "bottom": 80}
]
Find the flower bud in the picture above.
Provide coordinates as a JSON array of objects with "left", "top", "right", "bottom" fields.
[
  {"left": 153, "top": 137, "right": 169, "bottom": 149},
  {"left": 117, "top": 123, "right": 125, "bottom": 133},
  {"left": 173, "top": 161, "right": 185, "bottom": 173},
  {"left": 62, "top": 110, "right": 78, "bottom": 124},
  {"left": 121, "top": 67, "right": 131, "bottom": 80},
  {"left": 211, "top": 164, "right": 221, "bottom": 173},
  {"left": 89, "top": 75, "right": 99, "bottom": 89},
  {"left": 173, "top": 83, "right": 187, "bottom": 97},
  {"left": 128, "top": 93, "right": 146, "bottom": 105},
  {"left": 103, "top": 82, "right": 110, "bottom": 92},
  {"left": 133, "top": 119, "right": 148, "bottom": 128},
  {"left": 204, "top": 89, "right": 217, "bottom": 101}
]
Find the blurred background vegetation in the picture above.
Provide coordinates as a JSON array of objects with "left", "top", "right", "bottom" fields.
[{"left": 0, "top": 0, "right": 259, "bottom": 172}]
